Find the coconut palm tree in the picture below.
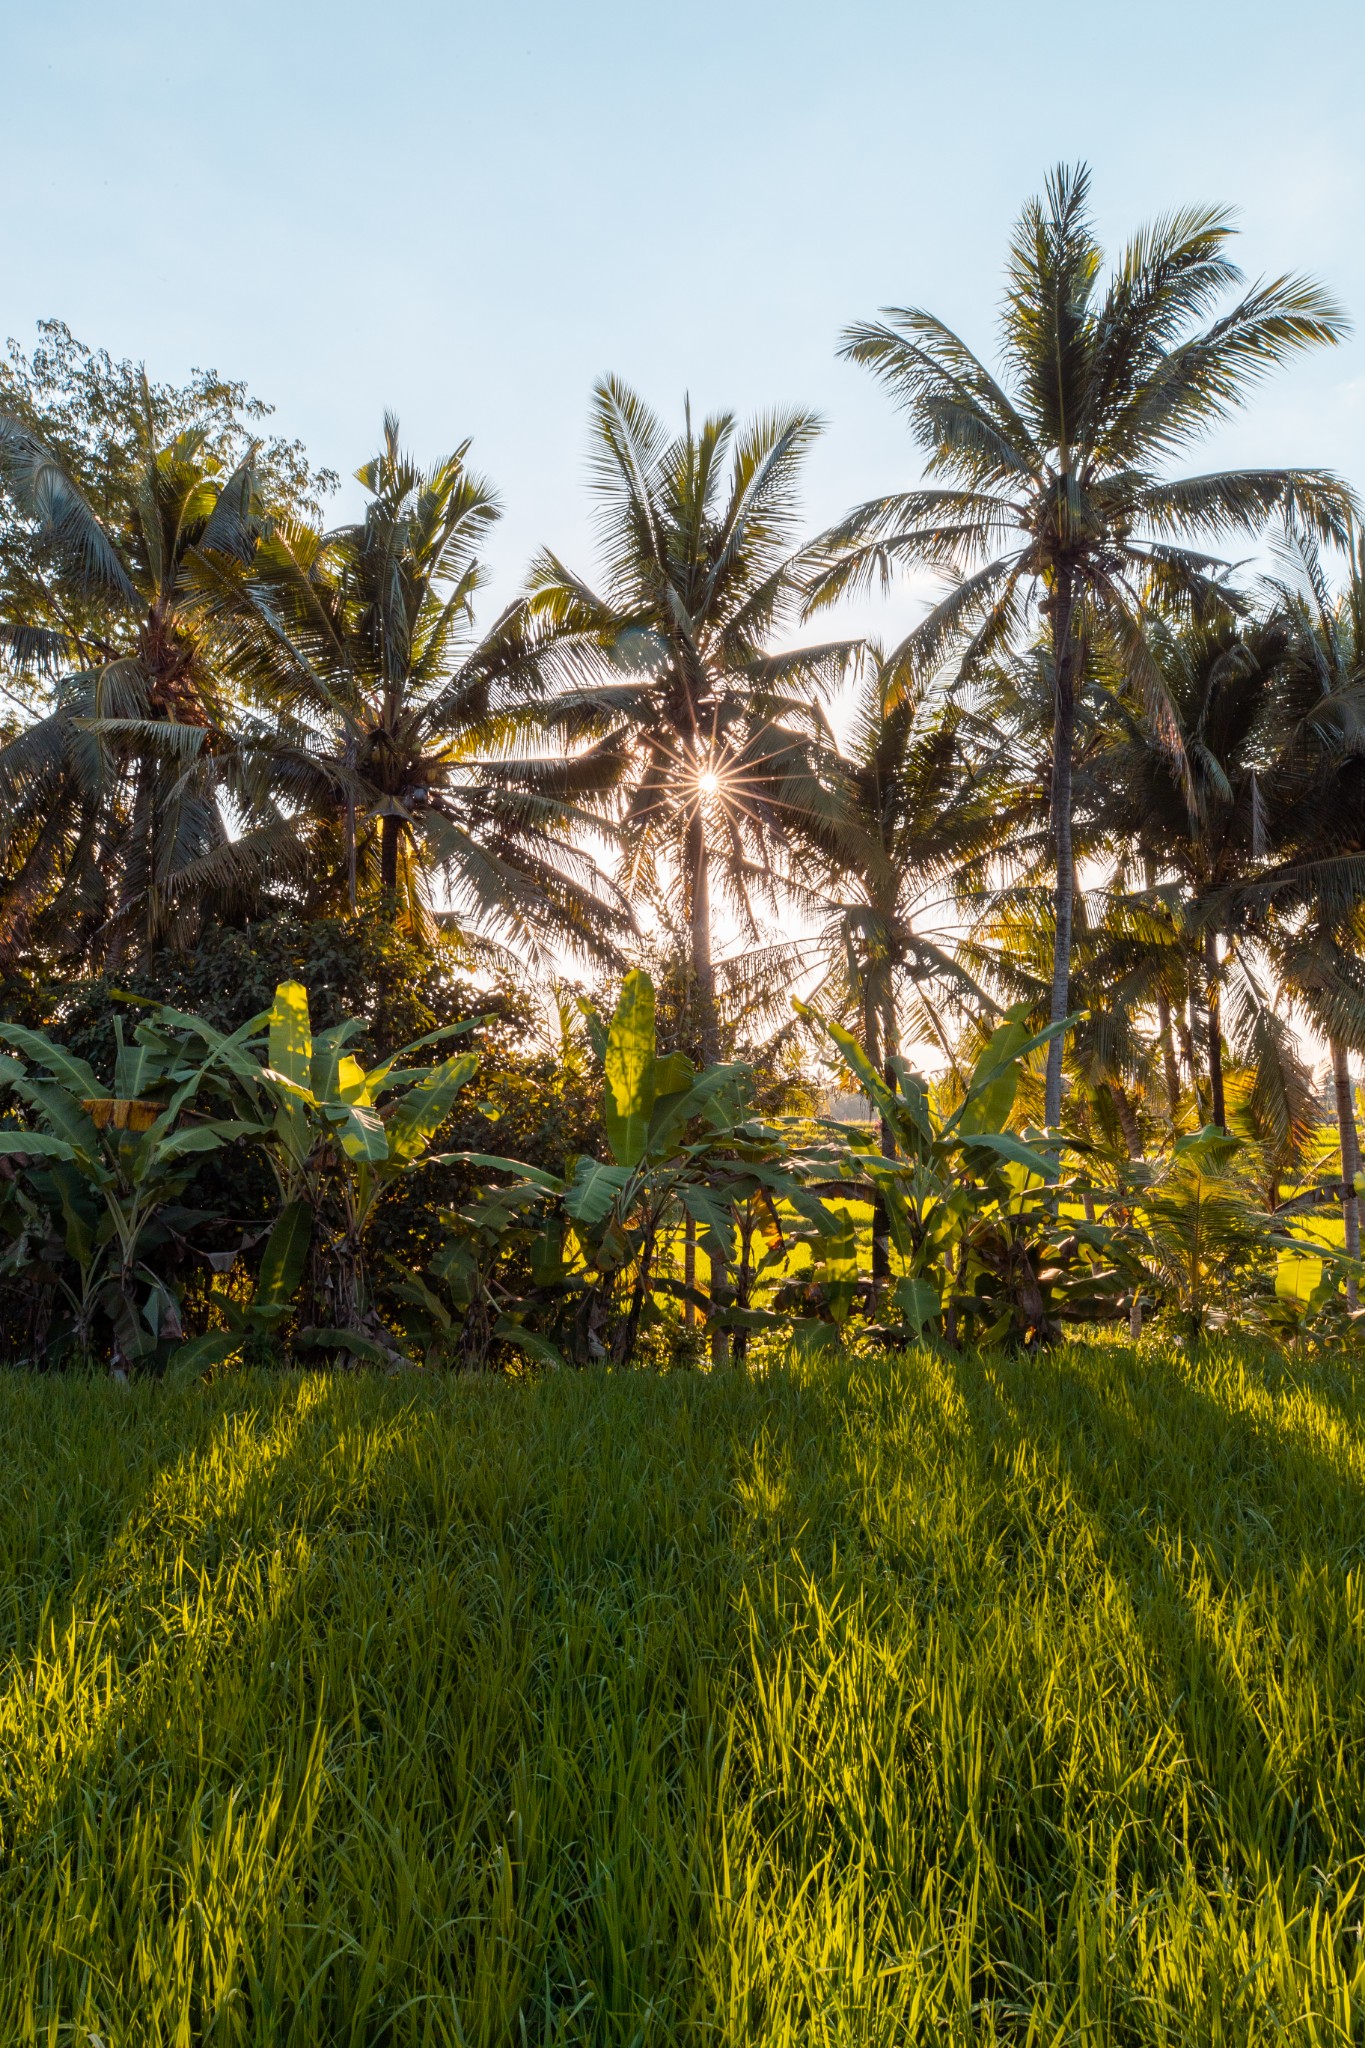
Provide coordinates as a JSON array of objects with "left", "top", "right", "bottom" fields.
[
  {"left": 0, "top": 394, "right": 289, "bottom": 965},
  {"left": 1232, "top": 534, "right": 1365, "bottom": 1298},
  {"left": 200, "top": 417, "right": 631, "bottom": 966},
  {"left": 526, "top": 378, "right": 856, "bottom": 1064},
  {"left": 797, "top": 662, "right": 1007, "bottom": 1070},
  {"left": 789, "top": 663, "right": 1010, "bottom": 1286},
  {"left": 1095, "top": 602, "right": 1299, "bottom": 1128},
  {"left": 807, "top": 162, "right": 1354, "bottom": 1126}
]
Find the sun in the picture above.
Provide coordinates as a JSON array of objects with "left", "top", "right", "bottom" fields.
[{"left": 696, "top": 769, "right": 721, "bottom": 798}]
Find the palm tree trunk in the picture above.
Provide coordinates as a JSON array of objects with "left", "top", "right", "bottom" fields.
[
  {"left": 1044, "top": 570, "right": 1078, "bottom": 1129},
  {"left": 863, "top": 978, "right": 889, "bottom": 1301},
  {"left": 380, "top": 814, "right": 400, "bottom": 894},
  {"left": 344, "top": 738, "right": 358, "bottom": 914},
  {"left": 1331, "top": 1036, "right": 1361, "bottom": 1312},
  {"left": 1107, "top": 1081, "right": 1143, "bottom": 1160},
  {"left": 683, "top": 1217, "right": 697, "bottom": 1330},
  {"left": 1143, "top": 862, "right": 1181, "bottom": 1119},
  {"left": 1175, "top": 999, "right": 1202, "bottom": 1122},
  {"left": 686, "top": 814, "right": 726, "bottom": 1359},
  {"left": 1204, "top": 932, "right": 1226, "bottom": 1130},
  {"left": 1156, "top": 994, "right": 1181, "bottom": 1119},
  {"left": 687, "top": 815, "right": 719, "bottom": 1067}
]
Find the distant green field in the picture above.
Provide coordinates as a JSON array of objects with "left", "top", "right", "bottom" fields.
[{"left": 2, "top": 1340, "right": 1363, "bottom": 2044}]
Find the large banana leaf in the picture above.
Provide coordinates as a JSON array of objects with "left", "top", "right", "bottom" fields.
[
  {"left": 254, "top": 1201, "right": 312, "bottom": 1316},
  {"left": 268, "top": 983, "right": 314, "bottom": 1094},
  {"left": 603, "top": 971, "right": 656, "bottom": 1167},
  {"left": 957, "top": 1130, "right": 1058, "bottom": 1182},
  {"left": 564, "top": 1158, "right": 631, "bottom": 1226},
  {"left": 324, "top": 1100, "right": 389, "bottom": 1165},
  {"left": 12, "top": 1081, "right": 104, "bottom": 1167},
  {"left": 0, "top": 1129, "right": 75, "bottom": 1160},
  {"left": 957, "top": 1011, "right": 1032, "bottom": 1136},
  {"left": 385, "top": 1053, "right": 478, "bottom": 1166},
  {"left": 942, "top": 1011, "right": 1077, "bottom": 1141},
  {"left": 0, "top": 1024, "right": 99, "bottom": 1098}
]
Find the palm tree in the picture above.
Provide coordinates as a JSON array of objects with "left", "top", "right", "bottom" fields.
[
  {"left": 201, "top": 417, "right": 630, "bottom": 966},
  {"left": 808, "top": 162, "right": 1353, "bottom": 1126},
  {"left": 799, "top": 665, "right": 1005, "bottom": 1067},
  {"left": 1236, "top": 534, "right": 1365, "bottom": 1299},
  {"left": 0, "top": 395, "right": 285, "bottom": 965},
  {"left": 794, "top": 664, "right": 1007, "bottom": 1286},
  {"left": 1096, "top": 602, "right": 1300, "bottom": 1128},
  {"left": 527, "top": 378, "right": 856, "bottom": 1064}
]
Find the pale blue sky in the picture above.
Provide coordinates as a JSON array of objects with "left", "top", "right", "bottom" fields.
[{"left": 5, "top": 0, "right": 1365, "bottom": 638}]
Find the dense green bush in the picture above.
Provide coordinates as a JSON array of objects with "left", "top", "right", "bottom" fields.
[{"left": 0, "top": 919, "right": 606, "bottom": 1365}]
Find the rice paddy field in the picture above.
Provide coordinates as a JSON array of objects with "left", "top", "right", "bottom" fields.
[{"left": 2, "top": 1339, "right": 1364, "bottom": 2045}]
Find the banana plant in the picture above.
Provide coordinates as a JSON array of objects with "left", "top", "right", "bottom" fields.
[
  {"left": 0, "top": 1007, "right": 263, "bottom": 1367},
  {"left": 223, "top": 981, "right": 482, "bottom": 1358},
  {"left": 413, "top": 969, "right": 840, "bottom": 1369},
  {"left": 803, "top": 1003, "right": 1127, "bottom": 1348},
  {"left": 1117, "top": 1123, "right": 1346, "bottom": 1340}
]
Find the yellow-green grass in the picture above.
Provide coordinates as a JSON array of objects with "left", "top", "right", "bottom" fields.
[{"left": 2, "top": 1340, "right": 1364, "bottom": 2044}]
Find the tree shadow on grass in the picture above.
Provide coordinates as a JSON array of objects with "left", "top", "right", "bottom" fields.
[
  {"left": 689, "top": 1339, "right": 1365, "bottom": 2044},
  {"left": 0, "top": 1362, "right": 834, "bottom": 2047},
  {"left": 11, "top": 1345, "right": 1360, "bottom": 2045},
  {"left": 947, "top": 1338, "right": 1365, "bottom": 1907}
]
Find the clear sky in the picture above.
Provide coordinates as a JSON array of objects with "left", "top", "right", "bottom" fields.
[{"left": 5, "top": 0, "right": 1365, "bottom": 641}]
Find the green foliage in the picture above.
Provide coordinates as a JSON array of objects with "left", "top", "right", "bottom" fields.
[
  {"left": 399, "top": 970, "right": 839, "bottom": 1370},
  {"left": 0, "top": 1002, "right": 261, "bottom": 1365},
  {"left": 3, "top": 171, "right": 1365, "bottom": 1358},
  {"left": 205, "top": 979, "right": 482, "bottom": 1355},
  {"left": 806, "top": 1002, "right": 1128, "bottom": 1347}
]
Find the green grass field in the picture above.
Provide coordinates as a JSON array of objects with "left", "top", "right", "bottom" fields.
[{"left": 2, "top": 1341, "right": 1364, "bottom": 2045}]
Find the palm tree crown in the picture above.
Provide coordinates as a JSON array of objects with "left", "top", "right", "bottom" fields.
[
  {"left": 204, "top": 417, "right": 629, "bottom": 964},
  {"left": 810, "top": 162, "right": 1355, "bottom": 1124},
  {"left": 0, "top": 396, "right": 271, "bottom": 963},
  {"left": 528, "top": 378, "right": 855, "bottom": 1060}
]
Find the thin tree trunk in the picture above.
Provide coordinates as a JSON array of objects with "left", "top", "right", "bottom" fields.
[
  {"left": 687, "top": 815, "right": 719, "bottom": 1067},
  {"left": 863, "top": 978, "right": 889, "bottom": 1301},
  {"left": 1176, "top": 1004, "right": 1203, "bottom": 1122},
  {"left": 1143, "top": 861, "right": 1181, "bottom": 1119},
  {"left": 1107, "top": 1080, "right": 1143, "bottom": 1160},
  {"left": 1045, "top": 570, "right": 1078, "bottom": 1129},
  {"left": 1156, "top": 995, "right": 1181, "bottom": 1119},
  {"left": 1331, "top": 1036, "right": 1361, "bottom": 1312},
  {"left": 683, "top": 1216, "right": 697, "bottom": 1329},
  {"left": 345, "top": 738, "right": 358, "bottom": 914},
  {"left": 380, "top": 813, "right": 400, "bottom": 894},
  {"left": 1204, "top": 931, "right": 1226, "bottom": 1131},
  {"left": 686, "top": 813, "right": 725, "bottom": 1358}
]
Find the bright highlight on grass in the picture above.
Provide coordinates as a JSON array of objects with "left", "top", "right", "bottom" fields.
[{"left": 2, "top": 1337, "right": 1363, "bottom": 2042}]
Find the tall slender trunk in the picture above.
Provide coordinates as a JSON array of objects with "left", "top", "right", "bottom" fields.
[
  {"left": 863, "top": 977, "right": 889, "bottom": 1300},
  {"left": 686, "top": 814, "right": 726, "bottom": 1359},
  {"left": 1331, "top": 1036, "right": 1361, "bottom": 1312},
  {"left": 683, "top": 1218, "right": 697, "bottom": 1329},
  {"left": 1156, "top": 995, "right": 1181, "bottom": 1120},
  {"left": 1143, "top": 859, "right": 1181, "bottom": 1119},
  {"left": 1044, "top": 569, "right": 1078, "bottom": 1129},
  {"left": 687, "top": 815, "right": 719, "bottom": 1067},
  {"left": 344, "top": 737, "right": 358, "bottom": 914},
  {"left": 1175, "top": 1000, "right": 1203, "bottom": 1122},
  {"left": 881, "top": 987, "right": 900, "bottom": 1074},
  {"left": 1204, "top": 931, "right": 1225, "bottom": 1131},
  {"left": 1107, "top": 1081, "right": 1143, "bottom": 1160},
  {"left": 380, "top": 813, "right": 400, "bottom": 895}
]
